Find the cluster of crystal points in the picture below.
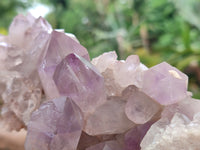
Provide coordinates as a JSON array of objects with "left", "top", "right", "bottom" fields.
[{"left": 1, "top": 14, "right": 200, "bottom": 150}]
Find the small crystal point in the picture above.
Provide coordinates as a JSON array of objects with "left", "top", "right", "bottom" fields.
[{"left": 25, "top": 97, "right": 83, "bottom": 150}]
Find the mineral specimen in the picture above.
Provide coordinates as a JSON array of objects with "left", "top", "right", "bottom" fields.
[{"left": 1, "top": 14, "right": 200, "bottom": 150}]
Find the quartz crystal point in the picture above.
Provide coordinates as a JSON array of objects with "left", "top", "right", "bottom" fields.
[
  {"left": 8, "top": 13, "right": 52, "bottom": 48},
  {"left": 142, "top": 62, "right": 188, "bottom": 105},
  {"left": 25, "top": 97, "right": 83, "bottom": 150},
  {"left": 84, "top": 99, "right": 134, "bottom": 135},
  {"left": 8, "top": 13, "right": 52, "bottom": 76},
  {"left": 53, "top": 53, "right": 106, "bottom": 115},
  {"left": 86, "top": 140, "right": 123, "bottom": 150},
  {"left": 92, "top": 51, "right": 148, "bottom": 96},
  {"left": 140, "top": 113, "right": 200, "bottom": 150},
  {"left": 38, "top": 31, "right": 90, "bottom": 99},
  {"left": 125, "top": 86, "right": 161, "bottom": 124}
]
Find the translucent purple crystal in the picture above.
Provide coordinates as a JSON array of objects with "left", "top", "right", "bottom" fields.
[
  {"left": 53, "top": 53, "right": 106, "bottom": 116},
  {"left": 38, "top": 31, "right": 90, "bottom": 99},
  {"left": 25, "top": 97, "right": 83, "bottom": 150}
]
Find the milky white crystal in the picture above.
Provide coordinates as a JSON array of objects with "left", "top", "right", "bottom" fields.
[{"left": 141, "top": 112, "right": 200, "bottom": 150}]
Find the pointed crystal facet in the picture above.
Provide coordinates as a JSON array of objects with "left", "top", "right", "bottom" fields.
[{"left": 25, "top": 97, "right": 83, "bottom": 150}]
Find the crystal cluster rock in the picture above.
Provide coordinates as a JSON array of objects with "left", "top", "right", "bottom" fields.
[{"left": 1, "top": 14, "right": 200, "bottom": 150}]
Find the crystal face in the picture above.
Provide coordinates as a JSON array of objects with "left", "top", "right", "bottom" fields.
[
  {"left": 1, "top": 14, "right": 200, "bottom": 150},
  {"left": 125, "top": 87, "right": 161, "bottom": 124},
  {"left": 84, "top": 99, "right": 135, "bottom": 135},
  {"left": 142, "top": 62, "right": 188, "bottom": 105},
  {"left": 53, "top": 53, "right": 106, "bottom": 116}
]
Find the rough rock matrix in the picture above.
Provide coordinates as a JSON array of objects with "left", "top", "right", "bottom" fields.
[{"left": 0, "top": 14, "right": 200, "bottom": 150}]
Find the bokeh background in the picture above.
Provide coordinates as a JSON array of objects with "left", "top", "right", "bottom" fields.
[{"left": 0, "top": 0, "right": 200, "bottom": 98}]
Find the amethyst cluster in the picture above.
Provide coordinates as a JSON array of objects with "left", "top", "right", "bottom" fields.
[{"left": 0, "top": 14, "right": 200, "bottom": 150}]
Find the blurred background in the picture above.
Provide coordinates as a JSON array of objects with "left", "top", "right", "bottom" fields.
[{"left": 0, "top": 0, "right": 200, "bottom": 99}]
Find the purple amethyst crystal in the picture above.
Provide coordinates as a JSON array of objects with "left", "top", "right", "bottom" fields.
[
  {"left": 53, "top": 53, "right": 106, "bottom": 116},
  {"left": 25, "top": 97, "right": 83, "bottom": 150},
  {"left": 38, "top": 31, "right": 90, "bottom": 99}
]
